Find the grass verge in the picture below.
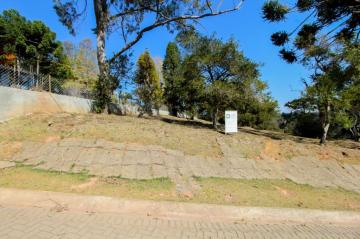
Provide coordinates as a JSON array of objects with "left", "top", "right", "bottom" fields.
[
  {"left": 0, "top": 166, "right": 360, "bottom": 211},
  {"left": 193, "top": 177, "right": 360, "bottom": 211},
  {"left": 0, "top": 166, "right": 175, "bottom": 201}
]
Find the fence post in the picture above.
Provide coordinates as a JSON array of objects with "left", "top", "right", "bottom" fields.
[
  {"left": 48, "top": 75, "right": 52, "bottom": 93},
  {"left": 35, "top": 72, "right": 38, "bottom": 88}
]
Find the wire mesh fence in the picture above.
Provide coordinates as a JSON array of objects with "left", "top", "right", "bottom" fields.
[{"left": 0, "top": 64, "right": 93, "bottom": 99}]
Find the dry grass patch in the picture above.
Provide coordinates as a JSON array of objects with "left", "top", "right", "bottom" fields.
[
  {"left": 0, "top": 113, "right": 359, "bottom": 163},
  {"left": 237, "top": 127, "right": 360, "bottom": 163},
  {"left": 0, "top": 113, "right": 222, "bottom": 158}
]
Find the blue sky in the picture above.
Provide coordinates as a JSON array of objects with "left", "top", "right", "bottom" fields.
[{"left": 0, "top": 0, "right": 310, "bottom": 112}]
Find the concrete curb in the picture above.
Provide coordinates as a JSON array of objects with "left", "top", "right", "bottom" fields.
[{"left": 0, "top": 188, "right": 359, "bottom": 225}]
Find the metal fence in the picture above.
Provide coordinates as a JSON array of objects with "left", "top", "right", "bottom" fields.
[{"left": 0, "top": 64, "right": 92, "bottom": 99}]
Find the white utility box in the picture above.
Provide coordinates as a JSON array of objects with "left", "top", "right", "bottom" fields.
[{"left": 225, "top": 111, "right": 238, "bottom": 134}]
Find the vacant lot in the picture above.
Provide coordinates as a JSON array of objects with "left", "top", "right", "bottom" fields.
[
  {"left": 1, "top": 112, "right": 359, "bottom": 163},
  {"left": 1, "top": 113, "right": 360, "bottom": 211}
]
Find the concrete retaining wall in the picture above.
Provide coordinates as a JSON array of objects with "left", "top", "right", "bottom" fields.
[
  {"left": 0, "top": 86, "right": 92, "bottom": 122},
  {"left": 0, "top": 86, "right": 170, "bottom": 122}
]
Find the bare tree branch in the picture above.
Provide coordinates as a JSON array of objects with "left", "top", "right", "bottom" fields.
[
  {"left": 206, "top": 0, "right": 214, "bottom": 13},
  {"left": 289, "top": 10, "right": 316, "bottom": 36},
  {"left": 109, "top": 7, "right": 148, "bottom": 21},
  {"left": 109, "top": 2, "right": 244, "bottom": 64}
]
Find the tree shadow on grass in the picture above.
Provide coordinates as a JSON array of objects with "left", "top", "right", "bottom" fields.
[
  {"left": 239, "top": 127, "right": 360, "bottom": 150},
  {"left": 239, "top": 127, "right": 288, "bottom": 141},
  {"left": 160, "top": 116, "right": 214, "bottom": 130}
]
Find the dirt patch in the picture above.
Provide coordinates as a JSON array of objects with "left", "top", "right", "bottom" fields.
[
  {"left": 0, "top": 141, "right": 22, "bottom": 160},
  {"left": 237, "top": 127, "right": 360, "bottom": 163},
  {"left": 275, "top": 186, "right": 296, "bottom": 198},
  {"left": 71, "top": 177, "right": 98, "bottom": 192},
  {"left": 260, "top": 140, "right": 281, "bottom": 160},
  {"left": 45, "top": 136, "right": 61, "bottom": 143},
  {"left": 317, "top": 146, "right": 335, "bottom": 161}
]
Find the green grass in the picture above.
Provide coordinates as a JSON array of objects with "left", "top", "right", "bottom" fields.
[
  {"left": 192, "top": 177, "right": 360, "bottom": 211},
  {"left": 0, "top": 166, "right": 175, "bottom": 201},
  {"left": 1, "top": 166, "right": 360, "bottom": 211}
]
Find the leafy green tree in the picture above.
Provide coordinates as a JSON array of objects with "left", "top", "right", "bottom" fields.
[
  {"left": 0, "top": 9, "right": 72, "bottom": 79},
  {"left": 0, "top": 9, "right": 29, "bottom": 67},
  {"left": 340, "top": 43, "right": 360, "bottom": 141},
  {"left": 286, "top": 42, "right": 355, "bottom": 144},
  {"left": 263, "top": 1, "right": 360, "bottom": 142},
  {"left": 181, "top": 55, "right": 205, "bottom": 119},
  {"left": 180, "top": 34, "right": 241, "bottom": 129},
  {"left": 163, "top": 42, "right": 183, "bottom": 116},
  {"left": 177, "top": 31, "right": 279, "bottom": 129},
  {"left": 134, "top": 51, "right": 162, "bottom": 116},
  {"left": 53, "top": 0, "right": 243, "bottom": 113},
  {"left": 205, "top": 81, "right": 237, "bottom": 129},
  {"left": 262, "top": 0, "right": 359, "bottom": 63}
]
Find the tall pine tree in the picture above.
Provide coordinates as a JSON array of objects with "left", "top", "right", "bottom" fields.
[
  {"left": 134, "top": 51, "right": 162, "bottom": 116},
  {"left": 162, "top": 42, "right": 183, "bottom": 116}
]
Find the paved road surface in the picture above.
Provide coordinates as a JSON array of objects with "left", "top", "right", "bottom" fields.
[{"left": 1, "top": 206, "right": 359, "bottom": 239}]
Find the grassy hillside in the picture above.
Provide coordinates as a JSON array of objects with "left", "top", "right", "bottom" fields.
[{"left": 1, "top": 112, "right": 359, "bottom": 164}]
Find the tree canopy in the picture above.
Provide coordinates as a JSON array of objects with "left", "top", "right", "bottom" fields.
[
  {"left": 262, "top": 0, "right": 360, "bottom": 63},
  {"left": 162, "top": 42, "right": 183, "bottom": 116},
  {"left": 286, "top": 42, "right": 360, "bottom": 143},
  {"left": 173, "top": 31, "right": 279, "bottom": 129},
  {"left": 0, "top": 9, "right": 72, "bottom": 79},
  {"left": 53, "top": 0, "right": 244, "bottom": 112},
  {"left": 262, "top": 0, "right": 360, "bottom": 143}
]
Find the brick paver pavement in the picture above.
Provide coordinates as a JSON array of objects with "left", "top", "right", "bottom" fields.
[{"left": 1, "top": 206, "right": 360, "bottom": 239}]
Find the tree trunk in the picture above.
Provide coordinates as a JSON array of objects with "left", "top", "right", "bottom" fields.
[
  {"left": 350, "top": 114, "right": 360, "bottom": 142},
  {"left": 36, "top": 56, "right": 40, "bottom": 75},
  {"left": 94, "top": 0, "right": 107, "bottom": 78},
  {"left": 36, "top": 56, "right": 40, "bottom": 88},
  {"left": 170, "top": 108, "right": 177, "bottom": 117},
  {"left": 212, "top": 107, "right": 218, "bottom": 130},
  {"left": 320, "top": 103, "right": 331, "bottom": 144},
  {"left": 16, "top": 58, "right": 21, "bottom": 86},
  {"left": 350, "top": 126, "right": 360, "bottom": 142},
  {"left": 94, "top": 0, "right": 109, "bottom": 113},
  {"left": 147, "top": 104, "right": 153, "bottom": 116},
  {"left": 320, "top": 122, "right": 330, "bottom": 144}
]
